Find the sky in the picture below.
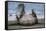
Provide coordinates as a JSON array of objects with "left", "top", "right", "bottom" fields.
[{"left": 8, "top": 2, "right": 45, "bottom": 20}]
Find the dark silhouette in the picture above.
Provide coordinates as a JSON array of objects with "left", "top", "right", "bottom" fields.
[
  {"left": 16, "top": 4, "right": 25, "bottom": 24},
  {"left": 32, "top": 9, "right": 38, "bottom": 24},
  {"left": 16, "top": 15, "right": 20, "bottom": 24},
  {"left": 19, "top": 4, "right": 25, "bottom": 19}
]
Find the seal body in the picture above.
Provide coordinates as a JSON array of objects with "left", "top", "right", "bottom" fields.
[{"left": 19, "top": 14, "right": 36, "bottom": 25}]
